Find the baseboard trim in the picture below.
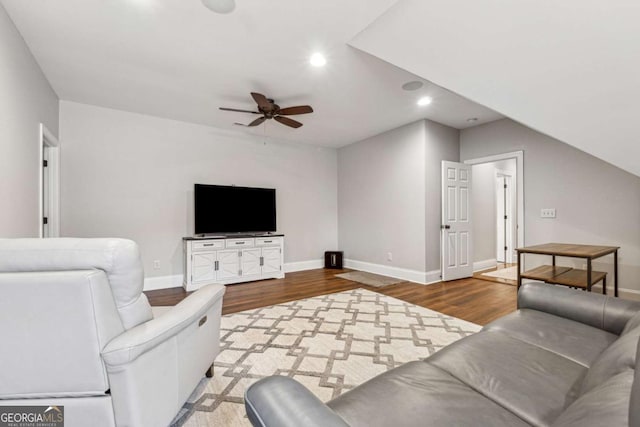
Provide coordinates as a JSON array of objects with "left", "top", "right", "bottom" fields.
[
  {"left": 144, "top": 274, "right": 184, "bottom": 291},
  {"left": 473, "top": 259, "right": 497, "bottom": 272},
  {"left": 343, "top": 259, "right": 440, "bottom": 285},
  {"left": 284, "top": 259, "right": 324, "bottom": 273},
  {"left": 590, "top": 284, "right": 640, "bottom": 301}
]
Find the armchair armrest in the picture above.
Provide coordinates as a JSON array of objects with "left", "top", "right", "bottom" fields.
[
  {"left": 518, "top": 282, "right": 640, "bottom": 335},
  {"left": 102, "top": 284, "right": 225, "bottom": 366},
  {"left": 245, "top": 376, "right": 350, "bottom": 427}
]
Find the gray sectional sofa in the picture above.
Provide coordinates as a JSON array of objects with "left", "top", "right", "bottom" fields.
[{"left": 244, "top": 282, "right": 640, "bottom": 427}]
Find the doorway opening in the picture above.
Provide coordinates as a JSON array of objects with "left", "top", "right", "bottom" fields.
[
  {"left": 465, "top": 151, "right": 523, "bottom": 285},
  {"left": 39, "top": 124, "right": 60, "bottom": 238}
]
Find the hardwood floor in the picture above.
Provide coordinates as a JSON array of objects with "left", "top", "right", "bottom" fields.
[
  {"left": 472, "top": 262, "right": 518, "bottom": 287},
  {"left": 145, "top": 268, "right": 517, "bottom": 326}
]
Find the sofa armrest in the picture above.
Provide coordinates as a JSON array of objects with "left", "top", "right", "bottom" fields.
[
  {"left": 245, "top": 376, "right": 350, "bottom": 427},
  {"left": 102, "top": 284, "right": 225, "bottom": 366},
  {"left": 518, "top": 282, "right": 640, "bottom": 335}
]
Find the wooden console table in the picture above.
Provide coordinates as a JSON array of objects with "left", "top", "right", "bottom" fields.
[{"left": 517, "top": 243, "right": 619, "bottom": 297}]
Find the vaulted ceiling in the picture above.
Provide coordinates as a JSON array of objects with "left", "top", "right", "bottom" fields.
[
  {"left": 0, "top": 0, "right": 502, "bottom": 147},
  {"left": 6, "top": 0, "right": 637, "bottom": 175},
  {"left": 351, "top": 0, "right": 640, "bottom": 176}
]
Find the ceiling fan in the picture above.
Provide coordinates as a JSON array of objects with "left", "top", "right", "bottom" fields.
[{"left": 220, "top": 92, "right": 313, "bottom": 129}]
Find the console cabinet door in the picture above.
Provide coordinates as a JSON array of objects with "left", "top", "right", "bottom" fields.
[
  {"left": 192, "top": 252, "right": 216, "bottom": 283},
  {"left": 218, "top": 249, "right": 240, "bottom": 280},
  {"left": 261, "top": 247, "right": 282, "bottom": 274},
  {"left": 241, "top": 248, "right": 261, "bottom": 277}
]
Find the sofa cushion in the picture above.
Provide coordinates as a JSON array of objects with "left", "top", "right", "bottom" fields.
[
  {"left": 580, "top": 325, "right": 640, "bottom": 394},
  {"left": 622, "top": 311, "right": 640, "bottom": 335},
  {"left": 427, "top": 330, "right": 586, "bottom": 427},
  {"left": 551, "top": 369, "right": 633, "bottom": 427},
  {"left": 327, "top": 361, "right": 530, "bottom": 427},
  {"left": 484, "top": 309, "right": 618, "bottom": 367}
]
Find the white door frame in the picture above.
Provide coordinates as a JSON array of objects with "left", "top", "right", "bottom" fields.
[
  {"left": 39, "top": 123, "right": 60, "bottom": 238},
  {"left": 464, "top": 151, "right": 524, "bottom": 252}
]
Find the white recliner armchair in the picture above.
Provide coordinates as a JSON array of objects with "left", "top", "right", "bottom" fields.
[{"left": 0, "top": 238, "right": 225, "bottom": 427}]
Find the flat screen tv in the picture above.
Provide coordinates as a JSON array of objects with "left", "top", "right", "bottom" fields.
[{"left": 194, "top": 184, "right": 276, "bottom": 235}]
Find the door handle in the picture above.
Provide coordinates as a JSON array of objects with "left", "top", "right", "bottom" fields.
[{"left": 441, "top": 225, "right": 451, "bottom": 229}]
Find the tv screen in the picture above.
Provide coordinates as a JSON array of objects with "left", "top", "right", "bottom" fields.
[{"left": 194, "top": 184, "right": 276, "bottom": 234}]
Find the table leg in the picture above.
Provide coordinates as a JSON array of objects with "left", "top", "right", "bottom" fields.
[
  {"left": 587, "top": 259, "right": 592, "bottom": 292},
  {"left": 602, "top": 276, "right": 607, "bottom": 295},
  {"left": 552, "top": 255, "right": 556, "bottom": 267},
  {"left": 614, "top": 250, "right": 618, "bottom": 297},
  {"left": 517, "top": 251, "right": 522, "bottom": 290}
]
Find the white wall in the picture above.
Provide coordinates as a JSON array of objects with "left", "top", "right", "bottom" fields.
[
  {"left": 59, "top": 101, "right": 338, "bottom": 279},
  {"left": 461, "top": 118, "right": 640, "bottom": 295},
  {"left": 338, "top": 119, "right": 458, "bottom": 281},
  {"left": 0, "top": 4, "right": 59, "bottom": 237},
  {"left": 471, "top": 159, "right": 516, "bottom": 263}
]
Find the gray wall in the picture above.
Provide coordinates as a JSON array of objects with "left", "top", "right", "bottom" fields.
[
  {"left": 59, "top": 101, "right": 338, "bottom": 277},
  {"left": 424, "top": 121, "right": 460, "bottom": 271},
  {"left": 472, "top": 162, "right": 498, "bottom": 262},
  {"left": 0, "top": 4, "right": 59, "bottom": 237},
  {"left": 338, "top": 120, "right": 426, "bottom": 271},
  {"left": 461, "top": 118, "right": 640, "bottom": 294},
  {"left": 338, "top": 119, "right": 459, "bottom": 274}
]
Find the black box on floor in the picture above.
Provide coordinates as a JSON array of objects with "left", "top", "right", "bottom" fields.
[{"left": 324, "top": 251, "right": 344, "bottom": 269}]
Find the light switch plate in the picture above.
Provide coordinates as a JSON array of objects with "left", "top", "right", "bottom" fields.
[{"left": 540, "top": 208, "right": 556, "bottom": 218}]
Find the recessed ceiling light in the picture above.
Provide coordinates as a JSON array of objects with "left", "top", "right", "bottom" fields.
[
  {"left": 201, "top": 0, "right": 236, "bottom": 14},
  {"left": 309, "top": 53, "right": 327, "bottom": 67},
  {"left": 402, "top": 81, "right": 424, "bottom": 91},
  {"left": 466, "top": 117, "right": 479, "bottom": 123},
  {"left": 417, "top": 96, "right": 432, "bottom": 106}
]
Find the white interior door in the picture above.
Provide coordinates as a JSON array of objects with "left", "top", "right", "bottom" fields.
[
  {"left": 42, "top": 147, "right": 50, "bottom": 238},
  {"left": 495, "top": 171, "right": 515, "bottom": 263},
  {"left": 495, "top": 175, "right": 506, "bottom": 263},
  {"left": 441, "top": 161, "right": 473, "bottom": 281}
]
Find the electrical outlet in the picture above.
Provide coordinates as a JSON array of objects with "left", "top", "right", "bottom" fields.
[
  {"left": 387, "top": 252, "right": 393, "bottom": 261},
  {"left": 153, "top": 260, "right": 161, "bottom": 270},
  {"left": 540, "top": 208, "right": 556, "bottom": 218}
]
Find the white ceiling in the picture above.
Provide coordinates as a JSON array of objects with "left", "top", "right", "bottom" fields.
[
  {"left": 351, "top": 0, "right": 640, "bottom": 176},
  {"left": 1, "top": 0, "right": 502, "bottom": 148}
]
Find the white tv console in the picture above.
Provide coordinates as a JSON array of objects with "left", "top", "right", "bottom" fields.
[{"left": 182, "top": 234, "right": 285, "bottom": 291}]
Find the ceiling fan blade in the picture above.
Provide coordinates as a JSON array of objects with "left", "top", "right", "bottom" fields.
[
  {"left": 274, "top": 116, "right": 303, "bottom": 129},
  {"left": 251, "top": 92, "right": 272, "bottom": 111},
  {"left": 219, "top": 107, "right": 261, "bottom": 114},
  {"left": 278, "top": 105, "right": 314, "bottom": 115},
  {"left": 248, "top": 117, "right": 267, "bottom": 127}
]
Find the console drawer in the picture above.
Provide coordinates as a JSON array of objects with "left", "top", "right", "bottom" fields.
[
  {"left": 256, "top": 237, "right": 282, "bottom": 247},
  {"left": 192, "top": 240, "right": 224, "bottom": 251},
  {"left": 226, "top": 238, "right": 255, "bottom": 248}
]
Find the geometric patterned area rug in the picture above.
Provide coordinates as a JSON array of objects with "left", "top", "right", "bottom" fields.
[
  {"left": 171, "top": 288, "right": 480, "bottom": 426},
  {"left": 334, "top": 271, "right": 404, "bottom": 287}
]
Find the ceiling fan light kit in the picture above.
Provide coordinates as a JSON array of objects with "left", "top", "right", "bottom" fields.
[
  {"left": 201, "top": 0, "right": 236, "bottom": 14},
  {"left": 220, "top": 92, "right": 313, "bottom": 129}
]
